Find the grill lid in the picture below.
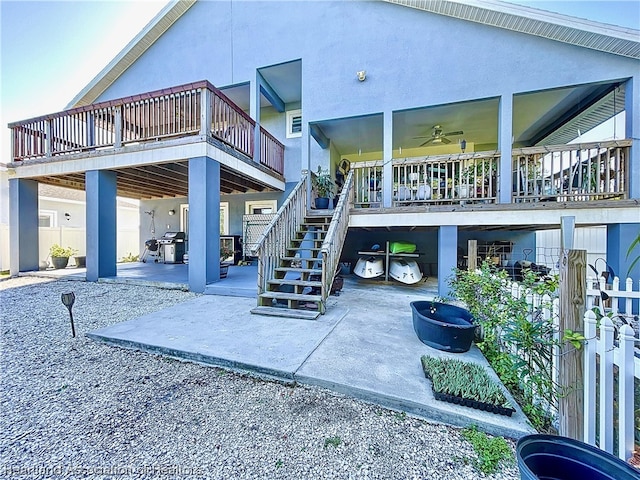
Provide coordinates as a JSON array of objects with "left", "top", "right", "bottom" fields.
[{"left": 158, "top": 231, "right": 186, "bottom": 242}]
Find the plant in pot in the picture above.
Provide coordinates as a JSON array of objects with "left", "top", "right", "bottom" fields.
[
  {"left": 49, "top": 244, "right": 77, "bottom": 269},
  {"left": 219, "top": 245, "right": 235, "bottom": 278},
  {"left": 312, "top": 165, "right": 335, "bottom": 209}
]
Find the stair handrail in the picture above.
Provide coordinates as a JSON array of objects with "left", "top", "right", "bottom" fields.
[
  {"left": 320, "top": 169, "right": 354, "bottom": 306},
  {"left": 254, "top": 172, "right": 309, "bottom": 295}
]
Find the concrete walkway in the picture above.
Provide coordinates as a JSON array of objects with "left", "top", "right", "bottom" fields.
[{"left": 88, "top": 275, "right": 535, "bottom": 439}]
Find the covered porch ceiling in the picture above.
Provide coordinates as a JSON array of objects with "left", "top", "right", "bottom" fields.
[
  {"left": 31, "top": 161, "right": 276, "bottom": 200},
  {"left": 306, "top": 79, "right": 626, "bottom": 156}
]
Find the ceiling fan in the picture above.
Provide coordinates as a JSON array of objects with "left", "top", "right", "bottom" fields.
[{"left": 414, "top": 125, "right": 464, "bottom": 146}]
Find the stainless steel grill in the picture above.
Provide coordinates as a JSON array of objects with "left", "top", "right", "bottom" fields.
[{"left": 157, "top": 232, "right": 186, "bottom": 264}]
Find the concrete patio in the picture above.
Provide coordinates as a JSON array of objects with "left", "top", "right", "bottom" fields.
[{"left": 84, "top": 271, "right": 535, "bottom": 439}]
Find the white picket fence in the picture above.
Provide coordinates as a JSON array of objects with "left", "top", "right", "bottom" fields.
[
  {"left": 502, "top": 274, "right": 639, "bottom": 462},
  {"left": 584, "top": 276, "right": 640, "bottom": 462}
]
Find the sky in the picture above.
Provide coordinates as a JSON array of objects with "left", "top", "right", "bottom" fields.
[{"left": 0, "top": 0, "right": 639, "bottom": 162}]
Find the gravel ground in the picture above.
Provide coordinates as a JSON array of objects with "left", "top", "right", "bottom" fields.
[{"left": 0, "top": 276, "right": 520, "bottom": 479}]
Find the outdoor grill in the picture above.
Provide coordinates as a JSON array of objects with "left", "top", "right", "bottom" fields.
[{"left": 157, "top": 231, "right": 186, "bottom": 264}]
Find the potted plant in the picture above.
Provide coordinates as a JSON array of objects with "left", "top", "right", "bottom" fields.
[
  {"left": 220, "top": 245, "right": 235, "bottom": 278},
  {"left": 49, "top": 244, "right": 77, "bottom": 269},
  {"left": 312, "top": 165, "right": 335, "bottom": 209}
]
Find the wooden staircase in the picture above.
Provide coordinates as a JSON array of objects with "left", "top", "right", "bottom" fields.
[{"left": 252, "top": 214, "right": 332, "bottom": 320}]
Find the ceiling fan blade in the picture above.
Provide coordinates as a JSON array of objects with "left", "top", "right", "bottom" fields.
[
  {"left": 444, "top": 130, "right": 464, "bottom": 136},
  {"left": 441, "top": 137, "right": 452, "bottom": 144},
  {"left": 413, "top": 136, "right": 432, "bottom": 139},
  {"left": 420, "top": 138, "right": 434, "bottom": 147}
]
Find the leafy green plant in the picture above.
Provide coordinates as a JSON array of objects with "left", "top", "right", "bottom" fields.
[
  {"left": 626, "top": 232, "right": 640, "bottom": 277},
  {"left": 324, "top": 436, "right": 342, "bottom": 448},
  {"left": 421, "top": 355, "right": 512, "bottom": 409},
  {"left": 461, "top": 425, "right": 513, "bottom": 475},
  {"left": 448, "top": 262, "right": 560, "bottom": 431},
  {"left": 312, "top": 165, "right": 335, "bottom": 198},
  {"left": 121, "top": 252, "right": 139, "bottom": 263},
  {"left": 49, "top": 244, "right": 77, "bottom": 258}
]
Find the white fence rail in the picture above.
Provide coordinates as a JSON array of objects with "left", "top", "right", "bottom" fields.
[{"left": 584, "top": 276, "right": 639, "bottom": 462}]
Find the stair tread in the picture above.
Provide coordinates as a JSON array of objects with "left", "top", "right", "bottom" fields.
[
  {"left": 281, "top": 255, "right": 322, "bottom": 261},
  {"left": 259, "top": 292, "right": 322, "bottom": 301},
  {"left": 268, "top": 279, "right": 322, "bottom": 287},
  {"left": 250, "top": 306, "right": 320, "bottom": 320},
  {"left": 275, "top": 267, "right": 323, "bottom": 274}
]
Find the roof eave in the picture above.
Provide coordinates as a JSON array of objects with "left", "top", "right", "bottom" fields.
[{"left": 383, "top": 0, "right": 640, "bottom": 59}]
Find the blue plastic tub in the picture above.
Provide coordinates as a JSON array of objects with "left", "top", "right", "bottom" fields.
[{"left": 410, "top": 301, "right": 476, "bottom": 353}]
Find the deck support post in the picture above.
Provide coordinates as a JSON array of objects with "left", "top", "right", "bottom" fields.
[
  {"left": 86, "top": 170, "right": 117, "bottom": 281},
  {"left": 45, "top": 120, "right": 52, "bottom": 157},
  {"left": 498, "top": 93, "right": 513, "bottom": 204},
  {"left": 251, "top": 73, "right": 261, "bottom": 166},
  {"left": 438, "top": 225, "right": 458, "bottom": 297},
  {"left": 188, "top": 156, "right": 221, "bottom": 292},
  {"left": 625, "top": 76, "right": 639, "bottom": 199},
  {"left": 558, "top": 249, "right": 586, "bottom": 440},
  {"left": 200, "top": 87, "right": 211, "bottom": 137},
  {"left": 9, "top": 178, "right": 39, "bottom": 275},
  {"left": 383, "top": 111, "right": 393, "bottom": 208}
]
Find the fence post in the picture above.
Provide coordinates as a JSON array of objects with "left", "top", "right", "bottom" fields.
[
  {"left": 583, "top": 310, "right": 597, "bottom": 445},
  {"left": 468, "top": 239, "right": 477, "bottom": 271},
  {"left": 618, "top": 323, "right": 635, "bottom": 462},
  {"left": 558, "top": 249, "right": 586, "bottom": 439}
]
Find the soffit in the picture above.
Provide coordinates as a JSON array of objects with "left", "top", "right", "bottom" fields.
[{"left": 383, "top": 0, "right": 640, "bottom": 59}]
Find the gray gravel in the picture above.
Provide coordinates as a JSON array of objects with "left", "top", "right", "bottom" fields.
[{"left": 0, "top": 276, "right": 520, "bottom": 479}]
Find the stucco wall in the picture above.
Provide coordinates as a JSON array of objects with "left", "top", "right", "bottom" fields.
[{"left": 97, "top": 1, "right": 637, "bottom": 134}]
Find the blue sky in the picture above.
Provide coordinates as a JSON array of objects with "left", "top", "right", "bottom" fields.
[{"left": 1, "top": 0, "right": 638, "bottom": 157}]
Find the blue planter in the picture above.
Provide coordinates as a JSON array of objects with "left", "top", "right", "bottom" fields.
[
  {"left": 410, "top": 301, "right": 476, "bottom": 353},
  {"left": 517, "top": 434, "right": 639, "bottom": 480},
  {"left": 315, "top": 197, "right": 330, "bottom": 209}
]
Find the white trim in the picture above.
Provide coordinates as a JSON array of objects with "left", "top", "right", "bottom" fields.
[
  {"left": 220, "top": 202, "right": 229, "bottom": 235},
  {"left": 286, "top": 109, "right": 302, "bottom": 139},
  {"left": 39, "top": 210, "right": 58, "bottom": 228},
  {"left": 245, "top": 200, "right": 277, "bottom": 215},
  {"left": 179, "top": 202, "right": 229, "bottom": 236}
]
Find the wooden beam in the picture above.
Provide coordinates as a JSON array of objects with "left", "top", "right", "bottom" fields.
[{"left": 558, "top": 249, "right": 586, "bottom": 440}]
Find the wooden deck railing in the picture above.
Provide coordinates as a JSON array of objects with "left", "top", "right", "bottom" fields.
[
  {"left": 254, "top": 173, "right": 309, "bottom": 296},
  {"left": 260, "top": 126, "right": 285, "bottom": 176},
  {"left": 320, "top": 170, "right": 354, "bottom": 308},
  {"left": 351, "top": 141, "right": 631, "bottom": 207},
  {"left": 9, "top": 80, "right": 284, "bottom": 176},
  {"left": 512, "top": 140, "right": 630, "bottom": 202}
]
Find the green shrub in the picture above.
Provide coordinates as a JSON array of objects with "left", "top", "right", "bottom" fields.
[{"left": 49, "top": 244, "right": 77, "bottom": 258}]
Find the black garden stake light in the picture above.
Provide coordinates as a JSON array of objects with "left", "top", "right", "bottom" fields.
[{"left": 61, "top": 292, "right": 76, "bottom": 337}]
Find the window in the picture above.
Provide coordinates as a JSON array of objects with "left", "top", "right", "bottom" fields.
[
  {"left": 245, "top": 200, "right": 277, "bottom": 215},
  {"left": 286, "top": 109, "right": 302, "bottom": 138},
  {"left": 39, "top": 210, "right": 57, "bottom": 227},
  {"left": 180, "top": 202, "right": 229, "bottom": 236}
]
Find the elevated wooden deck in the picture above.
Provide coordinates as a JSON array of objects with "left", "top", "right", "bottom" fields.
[{"left": 8, "top": 81, "right": 285, "bottom": 199}]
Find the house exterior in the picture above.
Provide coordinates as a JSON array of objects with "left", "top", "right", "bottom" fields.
[{"left": 7, "top": 0, "right": 639, "bottom": 306}]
